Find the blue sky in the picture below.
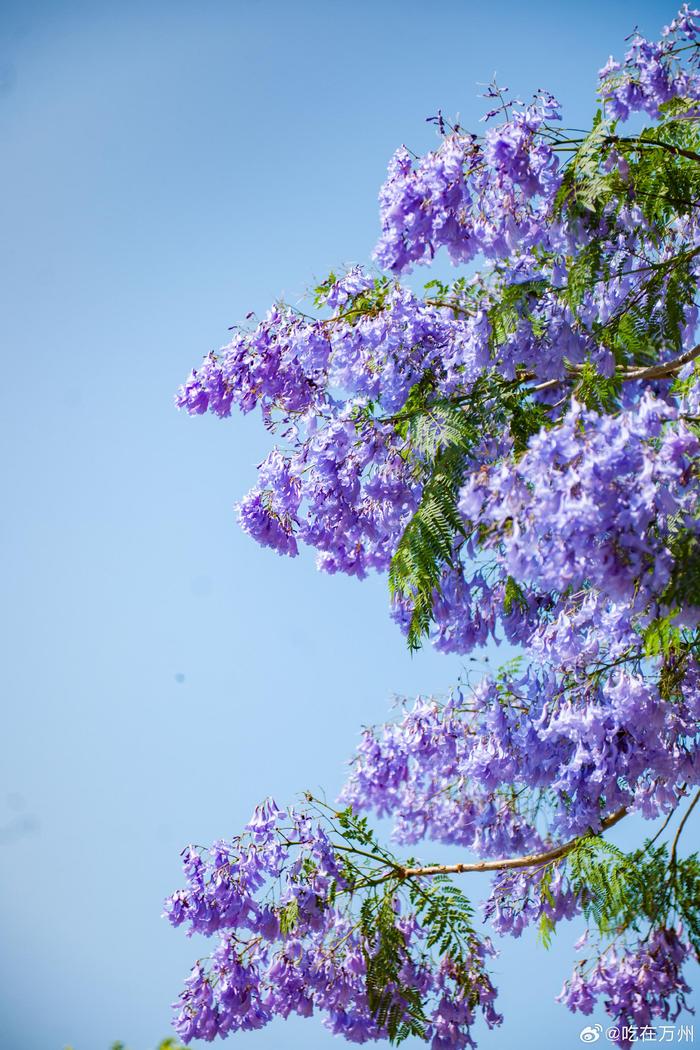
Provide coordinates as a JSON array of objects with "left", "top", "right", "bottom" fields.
[{"left": 1, "top": 2, "right": 695, "bottom": 1048}]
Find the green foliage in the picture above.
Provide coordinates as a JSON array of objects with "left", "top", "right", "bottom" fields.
[
  {"left": 554, "top": 109, "right": 700, "bottom": 370},
  {"left": 662, "top": 524, "right": 700, "bottom": 611},
  {"left": 388, "top": 374, "right": 550, "bottom": 649},
  {"left": 313, "top": 271, "right": 338, "bottom": 306},
  {"left": 629, "top": 113, "right": 700, "bottom": 224},
  {"left": 605, "top": 250, "right": 697, "bottom": 365},
  {"left": 355, "top": 870, "right": 483, "bottom": 1043},
  {"left": 487, "top": 278, "right": 549, "bottom": 350},
  {"left": 361, "top": 890, "right": 429, "bottom": 1042},
  {"left": 536, "top": 866, "right": 564, "bottom": 949},
  {"left": 503, "top": 575, "right": 527, "bottom": 617},
  {"left": 674, "top": 358, "right": 700, "bottom": 399},
  {"left": 567, "top": 836, "right": 646, "bottom": 935},
  {"left": 407, "top": 874, "right": 477, "bottom": 959},
  {"left": 335, "top": 804, "right": 384, "bottom": 848},
  {"left": 494, "top": 656, "right": 525, "bottom": 686},
  {"left": 640, "top": 606, "right": 700, "bottom": 701},
  {"left": 573, "top": 360, "right": 622, "bottom": 412},
  {"left": 329, "top": 802, "right": 488, "bottom": 1044},
  {"left": 502, "top": 384, "right": 553, "bottom": 455},
  {"left": 642, "top": 611, "right": 683, "bottom": 660},
  {"left": 279, "top": 895, "right": 300, "bottom": 936},
  {"left": 671, "top": 850, "right": 700, "bottom": 953},
  {"left": 555, "top": 109, "right": 613, "bottom": 213},
  {"left": 565, "top": 835, "right": 700, "bottom": 953},
  {"left": 314, "top": 272, "right": 393, "bottom": 317},
  {"left": 557, "top": 104, "right": 700, "bottom": 223},
  {"left": 537, "top": 908, "right": 556, "bottom": 950},
  {"left": 389, "top": 420, "right": 471, "bottom": 651},
  {"left": 564, "top": 235, "right": 605, "bottom": 314}
]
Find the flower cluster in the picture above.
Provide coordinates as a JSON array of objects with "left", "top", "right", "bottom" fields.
[
  {"left": 172, "top": 7, "right": 700, "bottom": 1045},
  {"left": 559, "top": 928, "right": 694, "bottom": 1047},
  {"left": 341, "top": 661, "right": 700, "bottom": 847},
  {"left": 178, "top": 282, "right": 500, "bottom": 573},
  {"left": 165, "top": 799, "right": 502, "bottom": 1046},
  {"left": 458, "top": 392, "right": 699, "bottom": 611},
  {"left": 599, "top": 6, "right": 700, "bottom": 121},
  {"left": 175, "top": 308, "right": 331, "bottom": 420},
  {"left": 483, "top": 866, "right": 579, "bottom": 939},
  {"left": 373, "top": 93, "right": 563, "bottom": 276}
]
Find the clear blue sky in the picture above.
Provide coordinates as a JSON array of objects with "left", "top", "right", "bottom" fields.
[{"left": 1, "top": 2, "right": 695, "bottom": 1049}]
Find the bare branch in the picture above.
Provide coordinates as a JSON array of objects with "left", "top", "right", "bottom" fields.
[{"left": 395, "top": 806, "right": 628, "bottom": 880}]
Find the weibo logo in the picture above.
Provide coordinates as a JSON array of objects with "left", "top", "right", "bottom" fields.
[{"left": 580, "top": 1025, "right": 603, "bottom": 1043}]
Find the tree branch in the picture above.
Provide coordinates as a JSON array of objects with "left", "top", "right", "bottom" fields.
[
  {"left": 395, "top": 806, "right": 628, "bottom": 880},
  {"left": 621, "top": 342, "right": 700, "bottom": 381},
  {"left": 670, "top": 788, "right": 700, "bottom": 868},
  {"left": 529, "top": 342, "right": 700, "bottom": 393},
  {"left": 610, "top": 134, "right": 700, "bottom": 166}
]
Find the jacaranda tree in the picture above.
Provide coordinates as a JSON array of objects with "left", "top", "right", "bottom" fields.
[{"left": 167, "top": 9, "right": 700, "bottom": 1048}]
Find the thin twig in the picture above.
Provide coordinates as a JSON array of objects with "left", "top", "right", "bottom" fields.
[
  {"left": 670, "top": 788, "right": 700, "bottom": 868},
  {"left": 610, "top": 134, "right": 700, "bottom": 166},
  {"left": 643, "top": 804, "right": 680, "bottom": 852}
]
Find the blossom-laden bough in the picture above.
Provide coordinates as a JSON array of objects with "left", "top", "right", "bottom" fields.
[{"left": 170, "top": 8, "right": 700, "bottom": 1048}]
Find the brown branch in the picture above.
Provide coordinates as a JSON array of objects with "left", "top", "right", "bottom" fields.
[
  {"left": 621, "top": 341, "right": 700, "bottom": 381},
  {"left": 670, "top": 788, "right": 700, "bottom": 868},
  {"left": 395, "top": 806, "right": 628, "bottom": 880},
  {"left": 528, "top": 342, "right": 700, "bottom": 394}
]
